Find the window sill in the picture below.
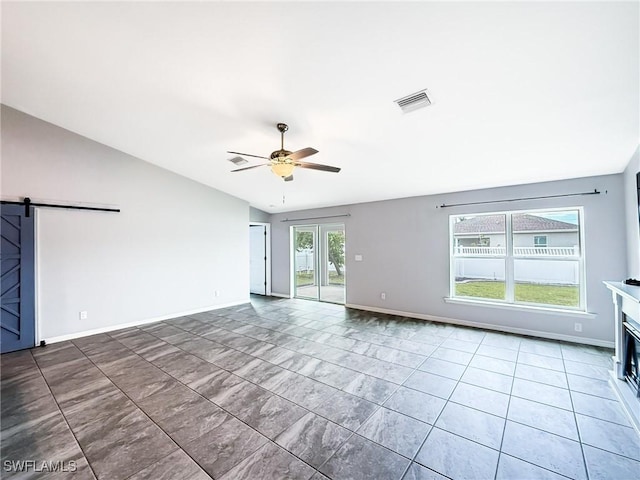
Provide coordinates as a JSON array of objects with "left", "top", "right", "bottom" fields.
[{"left": 443, "top": 297, "right": 597, "bottom": 319}]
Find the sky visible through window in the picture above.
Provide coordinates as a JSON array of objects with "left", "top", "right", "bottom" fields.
[{"left": 536, "top": 211, "right": 579, "bottom": 225}]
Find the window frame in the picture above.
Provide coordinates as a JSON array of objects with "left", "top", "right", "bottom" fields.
[
  {"left": 449, "top": 207, "right": 586, "bottom": 312},
  {"left": 533, "top": 235, "right": 548, "bottom": 248}
]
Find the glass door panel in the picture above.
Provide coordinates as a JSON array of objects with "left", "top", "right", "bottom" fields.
[
  {"left": 320, "top": 225, "right": 345, "bottom": 304},
  {"left": 294, "top": 226, "right": 318, "bottom": 300}
]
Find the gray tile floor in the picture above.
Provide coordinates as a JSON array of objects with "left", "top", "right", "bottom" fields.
[{"left": 2, "top": 296, "right": 639, "bottom": 479}]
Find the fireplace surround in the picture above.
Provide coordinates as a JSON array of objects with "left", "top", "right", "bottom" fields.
[{"left": 604, "top": 281, "right": 640, "bottom": 433}]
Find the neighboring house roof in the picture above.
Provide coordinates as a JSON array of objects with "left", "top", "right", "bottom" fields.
[{"left": 454, "top": 214, "right": 577, "bottom": 234}]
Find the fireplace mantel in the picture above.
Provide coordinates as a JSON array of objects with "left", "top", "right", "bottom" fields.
[{"left": 603, "top": 281, "right": 640, "bottom": 434}]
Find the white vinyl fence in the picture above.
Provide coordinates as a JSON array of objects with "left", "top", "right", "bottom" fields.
[
  {"left": 295, "top": 251, "right": 337, "bottom": 273},
  {"left": 454, "top": 246, "right": 579, "bottom": 256},
  {"left": 296, "top": 251, "right": 314, "bottom": 272},
  {"left": 454, "top": 246, "right": 580, "bottom": 285}
]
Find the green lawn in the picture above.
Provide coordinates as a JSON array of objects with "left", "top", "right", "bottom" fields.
[
  {"left": 455, "top": 281, "right": 579, "bottom": 307},
  {"left": 296, "top": 272, "right": 314, "bottom": 286},
  {"left": 296, "top": 272, "right": 345, "bottom": 286}
]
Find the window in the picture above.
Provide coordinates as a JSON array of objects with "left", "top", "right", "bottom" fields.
[
  {"left": 450, "top": 208, "right": 584, "bottom": 310},
  {"left": 534, "top": 235, "right": 548, "bottom": 248}
]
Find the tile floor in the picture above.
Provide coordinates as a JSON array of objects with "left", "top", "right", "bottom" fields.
[{"left": 1, "top": 296, "right": 639, "bottom": 479}]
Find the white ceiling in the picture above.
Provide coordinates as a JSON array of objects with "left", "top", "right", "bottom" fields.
[{"left": 2, "top": 1, "right": 638, "bottom": 213}]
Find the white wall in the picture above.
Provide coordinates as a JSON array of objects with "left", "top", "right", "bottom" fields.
[
  {"left": 624, "top": 146, "right": 640, "bottom": 278},
  {"left": 270, "top": 175, "right": 626, "bottom": 345},
  {"left": 1, "top": 106, "right": 250, "bottom": 341}
]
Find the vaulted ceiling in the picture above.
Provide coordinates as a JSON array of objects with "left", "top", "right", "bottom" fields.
[{"left": 2, "top": 2, "right": 638, "bottom": 213}]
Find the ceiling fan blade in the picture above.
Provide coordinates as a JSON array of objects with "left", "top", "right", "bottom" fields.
[
  {"left": 227, "top": 151, "right": 270, "bottom": 160},
  {"left": 288, "top": 147, "right": 318, "bottom": 161},
  {"left": 295, "top": 161, "right": 341, "bottom": 173},
  {"left": 284, "top": 175, "right": 294, "bottom": 182},
  {"left": 231, "top": 163, "right": 269, "bottom": 172}
]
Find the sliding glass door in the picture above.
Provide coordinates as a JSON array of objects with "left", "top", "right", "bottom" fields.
[{"left": 293, "top": 224, "right": 345, "bottom": 304}]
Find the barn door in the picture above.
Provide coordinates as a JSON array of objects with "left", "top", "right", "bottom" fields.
[{"left": 1, "top": 204, "right": 35, "bottom": 353}]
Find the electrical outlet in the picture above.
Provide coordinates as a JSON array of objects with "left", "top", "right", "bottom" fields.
[
  {"left": 574, "top": 322, "right": 582, "bottom": 332},
  {"left": 214, "top": 290, "right": 220, "bottom": 297},
  {"left": 79, "top": 311, "right": 88, "bottom": 320},
  {"left": 380, "top": 292, "right": 386, "bottom": 300}
]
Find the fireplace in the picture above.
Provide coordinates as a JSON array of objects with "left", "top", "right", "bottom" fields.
[
  {"left": 623, "top": 320, "right": 640, "bottom": 397},
  {"left": 604, "top": 281, "right": 640, "bottom": 433}
]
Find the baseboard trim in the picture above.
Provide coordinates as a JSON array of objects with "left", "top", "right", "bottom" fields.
[
  {"left": 43, "top": 300, "right": 248, "bottom": 344},
  {"left": 270, "top": 292, "right": 292, "bottom": 299},
  {"left": 345, "top": 303, "right": 614, "bottom": 348}
]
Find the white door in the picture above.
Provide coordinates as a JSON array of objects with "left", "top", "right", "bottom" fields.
[{"left": 250, "top": 225, "right": 267, "bottom": 295}]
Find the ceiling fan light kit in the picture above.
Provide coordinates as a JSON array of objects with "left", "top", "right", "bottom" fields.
[
  {"left": 271, "top": 162, "right": 295, "bottom": 178},
  {"left": 228, "top": 123, "right": 340, "bottom": 181}
]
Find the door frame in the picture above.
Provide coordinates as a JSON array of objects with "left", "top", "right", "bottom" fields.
[
  {"left": 249, "top": 222, "right": 271, "bottom": 296},
  {"left": 290, "top": 223, "right": 346, "bottom": 304}
]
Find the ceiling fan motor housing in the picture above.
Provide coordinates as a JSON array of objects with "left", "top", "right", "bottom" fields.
[{"left": 270, "top": 150, "right": 293, "bottom": 162}]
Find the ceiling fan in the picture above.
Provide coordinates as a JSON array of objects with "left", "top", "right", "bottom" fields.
[{"left": 228, "top": 123, "right": 340, "bottom": 182}]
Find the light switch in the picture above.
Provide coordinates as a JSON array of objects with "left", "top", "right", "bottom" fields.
[{"left": 355, "top": 254, "right": 363, "bottom": 261}]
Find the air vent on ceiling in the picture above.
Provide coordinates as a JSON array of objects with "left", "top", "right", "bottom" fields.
[
  {"left": 228, "top": 156, "right": 248, "bottom": 166},
  {"left": 394, "top": 89, "right": 432, "bottom": 113}
]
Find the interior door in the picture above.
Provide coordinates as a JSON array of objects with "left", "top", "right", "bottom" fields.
[
  {"left": 1, "top": 204, "right": 35, "bottom": 353},
  {"left": 250, "top": 225, "right": 267, "bottom": 295}
]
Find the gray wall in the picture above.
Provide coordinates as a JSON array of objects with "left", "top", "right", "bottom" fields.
[
  {"left": 250, "top": 207, "right": 271, "bottom": 224},
  {"left": 1, "top": 106, "right": 250, "bottom": 341},
  {"left": 271, "top": 174, "right": 626, "bottom": 345},
  {"left": 624, "top": 146, "right": 640, "bottom": 278}
]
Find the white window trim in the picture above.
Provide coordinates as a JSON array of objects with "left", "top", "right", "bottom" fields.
[
  {"left": 449, "top": 206, "right": 587, "bottom": 313},
  {"left": 443, "top": 296, "right": 596, "bottom": 318}
]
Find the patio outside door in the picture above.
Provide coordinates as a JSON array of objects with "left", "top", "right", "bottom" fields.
[{"left": 293, "top": 224, "right": 345, "bottom": 304}]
